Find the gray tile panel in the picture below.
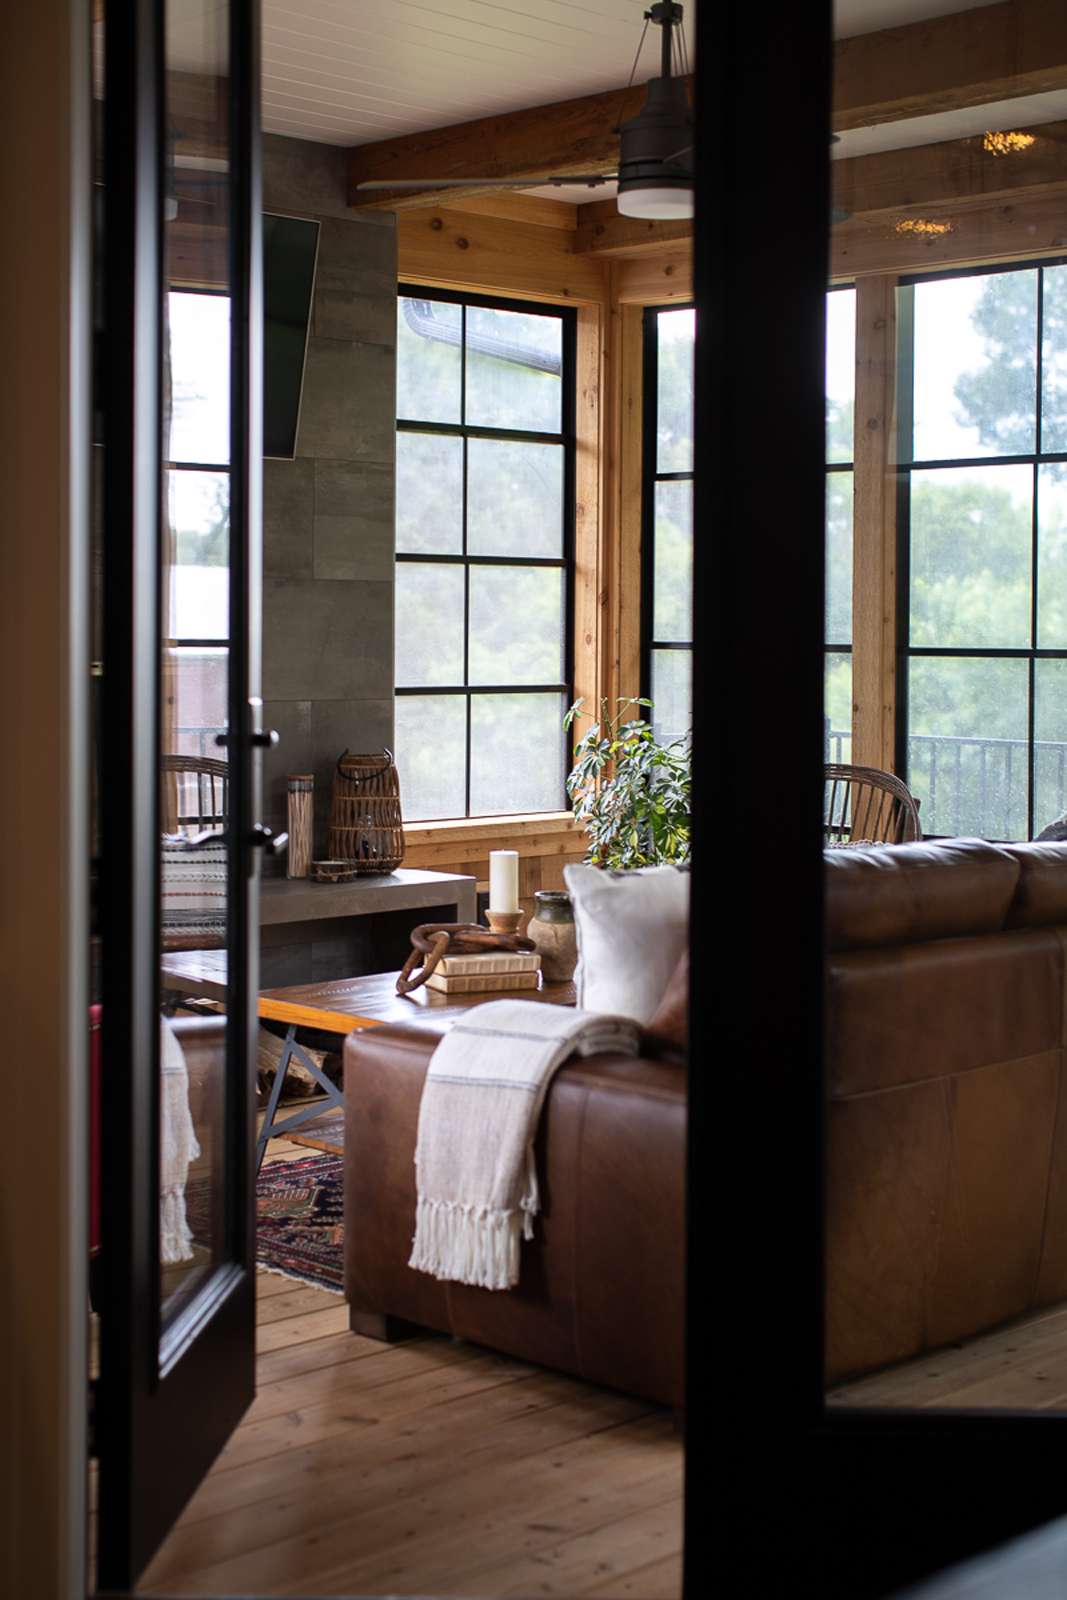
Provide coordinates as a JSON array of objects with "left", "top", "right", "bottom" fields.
[{"left": 313, "top": 460, "right": 395, "bottom": 582}]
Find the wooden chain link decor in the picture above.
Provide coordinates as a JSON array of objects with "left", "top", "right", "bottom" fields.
[{"left": 396, "top": 923, "right": 536, "bottom": 995}]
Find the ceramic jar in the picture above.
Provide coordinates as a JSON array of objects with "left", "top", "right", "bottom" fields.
[{"left": 527, "top": 889, "right": 578, "bottom": 982}]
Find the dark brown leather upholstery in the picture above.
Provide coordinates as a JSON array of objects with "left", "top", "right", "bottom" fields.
[
  {"left": 826, "top": 837, "right": 1067, "bottom": 1385},
  {"left": 343, "top": 1015, "right": 686, "bottom": 1407}
]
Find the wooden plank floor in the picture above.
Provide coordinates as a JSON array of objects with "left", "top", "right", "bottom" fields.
[
  {"left": 829, "top": 1301, "right": 1067, "bottom": 1411},
  {"left": 135, "top": 1125, "right": 684, "bottom": 1598}
]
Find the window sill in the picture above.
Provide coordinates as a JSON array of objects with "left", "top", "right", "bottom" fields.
[{"left": 403, "top": 812, "right": 579, "bottom": 847}]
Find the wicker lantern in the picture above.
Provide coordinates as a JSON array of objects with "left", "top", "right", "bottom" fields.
[{"left": 326, "top": 749, "right": 405, "bottom": 873}]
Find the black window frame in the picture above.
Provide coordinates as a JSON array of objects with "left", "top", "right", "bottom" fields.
[
  {"left": 824, "top": 282, "right": 855, "bottom": 765},
  {"left": 165, "top": 281, "right": 232, "bottom": 773},
  {"left": 395, "top": 284, "right": 577, "bottom": 821},
  {"left": 640, "top": 301, "right": 695, "bottom": 724},
  {"left": 894, "top": 254, "right": 1067, "bottom": 841}
]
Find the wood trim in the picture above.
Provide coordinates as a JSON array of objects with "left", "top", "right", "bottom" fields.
[
  {"left": 833, "top": 0, "right": 1067, "bottom": 132},
  {"left": 396, "top": 206, "right": 608, "bottom": 305},
  {"left": 404, "top": 812, "right": 577, "bottom": 844},
  {"left": 850, "top": 275, "right": 898, "bottom": 773},
  {"left": 347, "top": 77, "right": 692, "bottom": 212},
  {"left": 575, "top": 202, "right": 692, "bottom": 258},
  {"left": 614, "top": 252, "right": 693, "bottom": 306},
  {"left": 428, "top": 192, "right": 577, "bottom": 231},
  {"left": 574, "top": 300, "right": 606, "bottom": 719}
]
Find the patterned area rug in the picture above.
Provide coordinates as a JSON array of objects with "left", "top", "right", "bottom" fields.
[
  {"left": 185, "top": 1151, "right": 345, "bottom": 1293},
  {"left": 257, "top": 1154, "right": 344, "bottom": 1292}
]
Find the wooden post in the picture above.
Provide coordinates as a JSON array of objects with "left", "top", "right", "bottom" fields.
[{"left": 852, "top": 274, "right": 899, "bottom": 772}]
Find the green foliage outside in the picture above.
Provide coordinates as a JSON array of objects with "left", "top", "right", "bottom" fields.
[
  {"left": 826, "top": 265, "right": 1067, "bottom": 838},
  {"left": 565, "top": 697, "right": 691, "bottom": 869}
]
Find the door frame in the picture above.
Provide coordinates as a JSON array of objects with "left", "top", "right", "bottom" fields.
[
  {"left": 0, "top": 0, "right": 90, "bottom": 1595},
  {"left": 695, "top": 5, "right": 1067, "bottom": 1597}
]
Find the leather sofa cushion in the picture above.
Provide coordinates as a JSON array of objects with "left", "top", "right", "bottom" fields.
[
  {"left": 1002, "top": 841, "right": 1067, "bottom": 929},
  {"left": 825, "top": 837, "right": 1019, "bottom": 951},
  {"left": 827, "top": 928, "right": 1063, "bottom": 1097}
]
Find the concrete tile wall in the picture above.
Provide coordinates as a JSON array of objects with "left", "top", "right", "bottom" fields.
[{"left": 261, "top": 136, "right": 397, "bottom": 870}]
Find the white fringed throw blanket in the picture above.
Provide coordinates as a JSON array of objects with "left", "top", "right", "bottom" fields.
[
  {"left": 160, "top": 1015, "right": 201, "bottom": 1264},
  {"left": 409, "top": 1000, "right": 641, "bottom": 1291}
]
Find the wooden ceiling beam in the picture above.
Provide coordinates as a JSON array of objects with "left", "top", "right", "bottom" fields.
[
  {"left": 834, "top": 0, "right": 1067, "bottom": 132},
  {"left": 833, "top": 118, "right": 1067, "bottom": 218},
  {"left": 347, "top": 79, "right": 689, "bottom": 212},
  {"left": 348, "top": 1, "right": 1067, "bottom": 213}
]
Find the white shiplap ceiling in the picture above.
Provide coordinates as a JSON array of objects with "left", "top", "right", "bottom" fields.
[
  {"left": 262, "top": 0, "right": 691, "bottom": 147},
  {"left": 260, "top": 0, "right": 1013, "bottom": 150}
]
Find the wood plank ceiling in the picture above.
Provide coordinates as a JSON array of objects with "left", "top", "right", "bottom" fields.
[{"left": 260, "top": 1, "right": 1016, "bottom": 152}]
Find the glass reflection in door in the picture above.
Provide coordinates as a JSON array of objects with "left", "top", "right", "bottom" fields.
[{"left": 159, "top": 0, "right": 233, "bottom": 1326}]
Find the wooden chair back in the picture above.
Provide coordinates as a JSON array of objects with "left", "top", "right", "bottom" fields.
[
  {"left": 163, "top": 754, "right": 228, "bottom": 833},
  {"left": 824, "top": 763, "right": 922, "bottom": 847}
]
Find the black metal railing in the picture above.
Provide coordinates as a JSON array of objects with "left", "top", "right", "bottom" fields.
[{"left": 825, "top": 725, "right": 1067, "bottom": 841}]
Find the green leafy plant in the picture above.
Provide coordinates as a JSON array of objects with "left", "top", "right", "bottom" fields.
[{"left": 564, "top": 697, "right": 691, "bottom": 869}]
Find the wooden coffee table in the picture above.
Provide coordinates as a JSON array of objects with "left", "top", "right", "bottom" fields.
[{"left": 160, "top": 952, "right": 576, "bottom": 1168}]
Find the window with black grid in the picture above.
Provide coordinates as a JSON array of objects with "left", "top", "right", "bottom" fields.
[
  {"left": 825, "top": 285, "right": 856, "bottom": 764},
  {"left": 394, "top": 289, "right": 576, "bottom": 821},
  {"left": 641, "top": 304, "right": 694, "bottom": 739},
  {"left": 896, "top": 258, "right": 1067, "bottom": 840}
]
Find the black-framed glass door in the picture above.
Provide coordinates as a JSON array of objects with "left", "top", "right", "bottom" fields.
[{"left": 95, "top": 0, "right": 263, "bottom": 1585}]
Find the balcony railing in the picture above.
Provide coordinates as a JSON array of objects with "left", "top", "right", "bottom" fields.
[{"left": 825, "top": 724, "right": 1067, "bottom": 841}]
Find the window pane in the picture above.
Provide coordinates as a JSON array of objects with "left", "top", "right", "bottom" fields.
[
  {"left": 907, "top": 657, "right": 1028, "bottom": 839},
  {"left": 168, "top": 470, "right": 230, "bottom": 640},
  {"left": 395, "top": 694, "right": 466, "bottom": 820},
  {"left": 397, "top": 297, "right": 461, "bottom": 424},
  {"left": 653, "top": 479, "right": 693, "bottom": 643},
  {"left": 467, "top": 438, "right": 564, "bottom": 558},
  {"left": 465, "top": 305, "right": 562, "bottom": 433},
  {"left": 396, "top": 432, "right": 462, "bottom": 554},
  {"left": 469, "top": 693, "right": 566, "bottom": 815},
  {"left": 826, "top": 288, "right": 855, "bottom": 465},
  {"left": 826, "top": 470, "right": 853, "bottom": 645},
  {"left": 1035, "top": 659, "right": 1067, "bottom": 836},
  {"left": 909, "top": 464, "right": 1032, "bottom": 648},
  {"left": 1038, "top": 464, "right": 1067, "bottom": 647},
  {"left": 651, "top": 649, "right": 692, "bottom": 742},
  {"left": 1042, "top": 265, "right": 1067, "bottom": 454},
  {"left": 911, "top": 270, "right": 1037, "bottom": 462},
  {"left": 395, "top": 563, "right": 465, "bottom": 687},
  {"left": 824, "top": 653, "right": 852, "bottom": 763},
  {"left": 656, "top": 308, "right": 695, "bottom": 474},
  {"left": 168, "top": 291, "right": 230, "bottom": 465},
  {"left": 167, "top": 646, "right": 229, "bottom": 761},
  {"left": 468, "top": 566, "right": 565, "bottom": 686}
]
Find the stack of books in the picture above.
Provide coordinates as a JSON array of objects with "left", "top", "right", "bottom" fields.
[{"left": 425, "top": 950, "right": 542, "bottom": 995}]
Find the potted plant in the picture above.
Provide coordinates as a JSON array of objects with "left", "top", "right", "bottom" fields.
[{"left": 564, "top": 697, "right": 691, "bottom": 868}]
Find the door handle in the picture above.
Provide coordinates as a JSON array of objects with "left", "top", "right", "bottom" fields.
[
  {"left": 250, "top": 825, "right": 288, "bottom": 855},
  {"left": 215, "top": 729, "right": 280, "bottom": 751}
]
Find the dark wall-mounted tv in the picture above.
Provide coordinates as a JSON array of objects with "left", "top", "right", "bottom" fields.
[{"left": 263, "top": 212, "right": 319, "bottom": 460}]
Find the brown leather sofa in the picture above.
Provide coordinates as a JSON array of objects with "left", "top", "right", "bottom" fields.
[
  {"left": 342, "top": 1011, "right": 686, "bottom": 1407},
  {"left": 826, "top": 837, "right": 1067, "bottom": 1386}
]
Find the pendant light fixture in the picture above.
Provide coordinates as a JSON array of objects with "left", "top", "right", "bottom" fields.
[{"left": 616, "top": 2, "right": 694, "bottom": 221}]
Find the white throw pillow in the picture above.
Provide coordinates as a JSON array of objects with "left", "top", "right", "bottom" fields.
[{"left": 563, "top": 863, "right": 690, "bottom": 1024}]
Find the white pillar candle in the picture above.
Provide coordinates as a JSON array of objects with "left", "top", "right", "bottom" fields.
[{"left": 488, "top": 850, "right": 519, "bottom": 914}]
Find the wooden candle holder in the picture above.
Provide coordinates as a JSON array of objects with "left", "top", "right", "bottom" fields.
[{"left": 486, "top": 910, "right": 523, "bottom": 936}]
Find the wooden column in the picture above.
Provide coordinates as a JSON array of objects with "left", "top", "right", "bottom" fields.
[{"left": 851, "top": 274, "right": 899, "bottom": 772}]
